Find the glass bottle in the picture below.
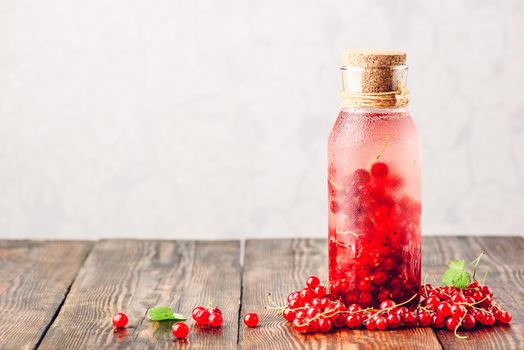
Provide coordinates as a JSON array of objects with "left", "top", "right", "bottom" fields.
[{"left": 328, "top": 50, "right": 421, "bottom": 307}]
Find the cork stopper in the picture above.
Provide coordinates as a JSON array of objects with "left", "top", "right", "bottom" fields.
[
  {"left": 343, "top": 49, "right": 406, "bottom": 68},
  {"left": 342, "top": 49, "right": 407, "bottom": 93}
]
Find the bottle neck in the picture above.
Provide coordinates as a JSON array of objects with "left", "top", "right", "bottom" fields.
[{"left": 340, "top": 65, "right": 409, "bottom": 109}]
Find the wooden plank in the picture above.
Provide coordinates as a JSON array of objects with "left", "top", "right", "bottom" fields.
[
  {"left": 423, "top": 236, "right": 524, "bottom": 350},
  {"left": 240, "top": 239, "right": 442, "bottom": 350},
  {"left": 0, "top": 240, "right": 92, "bottom": 350},
  {"left": 38, "top": 240, "right": 241, "bottom": 350}
]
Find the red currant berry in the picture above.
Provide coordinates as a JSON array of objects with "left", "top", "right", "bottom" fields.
[
  {"left": 345, "top": 293, "right": 359, "bottom": 305},
  {"left": 314, "top": 285, "right": 327, "bottom": 298},
  {"left": 395, "top": 306, "right": 408, "bottom": 318},
  {"left": 450, "top": 293, "right": 466, "bottom": 303},
  {"left": 306, "top": 308, "right": 320, "bottom": 318},
  {"left": 438, "top": 290, "right": 450, "bottom": 301},
  {"left": 372, "top": 270, "right": 389, "bottom": 285},
  {"left": 471, "top": 291, "right": 483, "bottom": 301},
  {"left": 310, "top": 298, "right": 321, "bottom": 308},
  {"left": 374, "top": 316, "right": 387, "bottom": 330},
  {"left": 289, "top": 299, "right": 303, "bottom": 309},
  {"left": 481, "top": 314, "right": 495, "bottom": 326},
  {"left": 195, "top": 308, "right": 210, "bottom": 325},
  {"left": 332, "top": 314, "right": 346, "bottom": 328},
  {"left": 424, "top": 296, "right": 441, "bottom": 310},
  {"left": 306, "top": 276, "right": 320, "bottom": 289},
  {"left": 450, "top": 305, "right": 465, "bottom": 319},
  {"left": 358, "top": 292, "right": 373, "bottom": 306},
  {"left": 244, "top": 312, "right": 259, "bottom": 328},
  {"left": 500, "top": 311, "right": 512, "bottom": 324},
  {"left": 353, "top": 169, "right": 371, "bottom": 185},
  {"left": 345, "top": 314, "right": 362, "bottom": 328},
  {"left": 365, "top": 317, "right": 376, "bottom": 330},
  {"left": 468, "top": 281, "right": 480, "bottom": 289},
  {"left": 493, "top": 308, "right": 502, "bottom": 320},
  {"left": 293, "top": 318, "right": 308, "bottom": 333},
  {"left": 358, "top": 279, "right": 373, "bottom": 292},
  {"left": 172, "top": 322, "right": 189, "bottom": 339},
  {"left": 371, "top": 162, "right": 389, "bottom": 178},
  {"left": 465, "top": 296, "right": 475, "bottom": 304},
  {"left": 307, "top": 318, "right": 320, "bottom": 333},
  {"left": 318, "top": 318, "right": 332, "bottom": 333},
  {"left": 472, "top": 309, "right": 485, "bottom": 322},
  {"left": 209, "top": 306, "right": 222, "bottom": 315},
  {"left": 481, "top": 286, "right": 493, "bottom": 297},
  {"left": 192, "top": 306, "right": 205, "bottom": 322},
  {"left": 347, "top": 304, "right": 363, "bottom": 313},
  {"left": 480, "top": 296, "right": 493, "bottom": 308},
  {"left": 379, "top": 299, "right": 396, "bottom": 310},
  {"left": 208, "top": 312, "right": 223, "bottom": 328},
  {"left": 436, "top": 302, "right": 452, "bottom": 318},
  {"left": 417, "top": 311, "right": 432, "bottom": 327},
  {"left": 386, "top": 314, "right": 401, "bottom": 329},
  {"left": 300, "top": 288, "right": 315, "bottom": 302},
  {"left": 462, "top": 314, "right": 476, "bottom": 330},
  {"left": 432, "top": 315, "right": 445, "bottom": 329},
  {"left": 446, "top": 317, "right": 459, "bottom": 331},
  {"left": 402, "top": 312, "right": 418, "bottom": 326},
  {"left": 320, "top": 297, "right": 331, "bottom": 309},
  {"left": 283, "top": 308, "right": 295, "bottom": 322},
  {"left": 288, "top": 291, "right": 299, "bottom": 303},
  {"left": 112, "top": 312, "right": 128, "bottom": 328},
  {"left": 295, "top": 310, "right": 306, "bottom": 320}
]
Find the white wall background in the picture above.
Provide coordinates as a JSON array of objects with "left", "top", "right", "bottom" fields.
[{"left": 1, "top": 0, "right": 523, "bottom": 239}]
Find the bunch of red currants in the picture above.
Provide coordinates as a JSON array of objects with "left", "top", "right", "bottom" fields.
[
  {"left": 281, "top": 275, "right": 512, "bottom": 335},
  {"left": 192, "top": 304, "right": 224, "bottom": 328}
]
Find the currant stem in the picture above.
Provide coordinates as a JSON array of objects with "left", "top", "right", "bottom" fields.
[
  {"left": 294, "top": 306, "right": 376, "bottom": 328},
  {"left": 265, "top": 293, "right": 286, "bottom": 311},
  {"left": 457, "top": 295, "right": 490, "bottom": 307},
  {"left": 417, "top": 305, "right": 431, "bottom": 313},
  {"left": 374, "top": 133, "right": 390, "bottom": 161},
  {"left": 454, "top": 312, "right": 468, "bottom": 339},
  {"left": 469, "top": 251, "right": 485, "bottom": 280},
  {"left": 481, "top": 271, "right": 488, "bottom": 285},
  {"left": 364, "top": 293, "right": 417, "bottom": 323}
]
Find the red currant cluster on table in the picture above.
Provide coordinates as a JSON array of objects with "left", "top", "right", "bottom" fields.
[
  {"left": 328, "top": 161, "right": 421, "bottom": 308},
  {"left": 192, "top": 304, "right": 224, "bottom": 328},
  {"left": 279, "top": 275, "right": 512, "bottom": 336}
]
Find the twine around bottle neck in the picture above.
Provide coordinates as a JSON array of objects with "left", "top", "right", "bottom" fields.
[{"left": 339, "top": 83, "right": 409, "bottom": 109}]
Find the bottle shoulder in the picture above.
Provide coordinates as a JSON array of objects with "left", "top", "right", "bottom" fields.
[{"left": 329, "top": 107, "right": 418, "bottom": 145}]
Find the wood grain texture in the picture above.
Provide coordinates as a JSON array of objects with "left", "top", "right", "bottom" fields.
[
  {"left": 3, "top": 236, "right": 521, "bottom": 350},
  {"left": 240, "top": 239, "right": 442, "bottom": 350},
  {"left": 422, "top": 236, "right": 524, "bottom": 350},
  {"left": 0, "top": 240, "right": 92, "bottom": 350},
  {"left": 38, "top": 240, "right": 241, "bottom": 350}
]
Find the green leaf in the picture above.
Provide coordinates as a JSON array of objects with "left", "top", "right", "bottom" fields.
[
  {"left": 452, "top": 270, "right": 471, "bottom": 288},
  {"left": 147, "top": 306, "right": 186, "bottom": 321},
  {"left": 172, "top": 313, "right": 186, "bottom": 320},
  {"left": 441, "top": 259, "right": 471, "bottom": 288}
]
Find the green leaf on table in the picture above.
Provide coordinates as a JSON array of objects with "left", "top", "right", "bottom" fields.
[
  {"left": 147, "top": 306, "right": 186, "bottom": 321},
  {"left": 441, "top": 259, "right": 471, "bottom": 288}
]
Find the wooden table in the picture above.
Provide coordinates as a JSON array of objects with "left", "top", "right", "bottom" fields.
[{"left": 0, "top": 236, "right": 522, "bottom": 349}]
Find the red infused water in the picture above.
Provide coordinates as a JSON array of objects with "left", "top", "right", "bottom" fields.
[{"left": 328, "top": 50, "right": 421, "bottom": 307}]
